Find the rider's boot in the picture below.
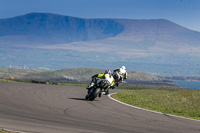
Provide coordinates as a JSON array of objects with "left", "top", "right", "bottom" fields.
[
  {"left": 98, "top": 92, "right": 102, "bottom": 98},
  {"left": 105, "top": 89, "right": 109, "bottom": 95}
]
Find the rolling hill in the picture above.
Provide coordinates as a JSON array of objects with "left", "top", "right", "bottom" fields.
[
  {"left": 0, "top": 67, "right": 159, "bottom": 82},
  {"left": 0, "top": 67, "right": 176, "bottom": 87},
  {"left": 1, "top": 67, "right": 200, "bottom": 87}
]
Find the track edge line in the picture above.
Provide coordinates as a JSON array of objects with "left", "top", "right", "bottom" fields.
[{"left": 108, "top": 92, "right": 200, "bottom": 122}]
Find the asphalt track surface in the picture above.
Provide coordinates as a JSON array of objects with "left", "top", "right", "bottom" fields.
[{"left": 0, "top": 82, "right": 199, "bottom": 133}]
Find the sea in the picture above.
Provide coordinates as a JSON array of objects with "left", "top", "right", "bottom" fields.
[{"left": 174, "top": 81, "right": 200, "bottom": 90}]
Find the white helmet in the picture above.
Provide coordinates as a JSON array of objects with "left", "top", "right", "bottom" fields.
[{"left": 121, "top": 66, "right": 126, "bottom": 70}]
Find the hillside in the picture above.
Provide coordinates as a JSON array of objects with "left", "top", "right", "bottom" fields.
[
  {"left": 2, "top": 68, "right": 200, "bottom": 87},
  {"left": 0, "top": 13, "right": 124, "bottom": 45},
  {"left": 1, "top": 13, "right": 200, "bottom": 75},
  {"left": 23, "top": 68, "right": 104, "bottom": 81},
  {"left": 1, "top": 13, "right": 200, "bottom": 53},
  {"left": 0, "top": 68, "right": 45, "bottom": 79},
  {"left": 1, "top": 13, "right": 200, "bottom": 55},
  {"left": 0, "top": 68, "right": 159, "bottom": 82}
]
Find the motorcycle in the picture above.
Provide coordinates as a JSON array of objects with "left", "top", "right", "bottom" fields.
[
  {"left": 85, "top": 78, "right": 110, "bottom": 101},
  {"left": 112, "top": 71, "right": 123, "bottom": 87}
]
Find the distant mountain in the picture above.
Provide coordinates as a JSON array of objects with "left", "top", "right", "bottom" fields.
[
  {"left": 0, "top": 13, "right": 124, "bottom": 44},
  {"left": 1, "top": 13, "right": 200, "bottom": 55},
  {"left": 1, "top": 13, "right": 200, "bottom": 75},
  {"left": 115, "top": 18, "right": 200, "bottom": 47}
]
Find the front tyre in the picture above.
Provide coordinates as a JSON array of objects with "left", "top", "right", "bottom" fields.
[
  {"left": 87, "top": 88, "right": 100, "bottom": 101},
  {"left": 85, "top": 95, "right": 89, "bottom": 100}
]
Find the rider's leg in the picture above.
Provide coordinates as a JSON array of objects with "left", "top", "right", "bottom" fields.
[
  {"left": 105, "top": 89, "right": 109, "bottom": 95},
  {"left": 102, "top": 85, "right": 110, "bottom": 95}
]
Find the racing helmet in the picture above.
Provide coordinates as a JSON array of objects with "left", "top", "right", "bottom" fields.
[
  {"left": 122, "top": 66, "right": 126, "bottom": 70},
  {"left": 105, "top": 69, "right": 111, "bottom": 74}
]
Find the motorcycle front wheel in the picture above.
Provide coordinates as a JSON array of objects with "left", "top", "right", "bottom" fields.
[{"left": 86, "top": 88, "right": 101, "bottom": 101}]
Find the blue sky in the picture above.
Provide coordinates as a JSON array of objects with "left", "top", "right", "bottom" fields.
[{"left": 0, "top": 0, "right": 200, "bottom": 31}]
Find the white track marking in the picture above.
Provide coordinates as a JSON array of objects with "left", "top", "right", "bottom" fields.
[{"left": 108, "top": 93, "right": 200, "bottom": 122}]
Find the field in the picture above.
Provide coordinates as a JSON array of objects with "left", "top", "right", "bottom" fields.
[
  {"left": 113, "top": 86, "right": 200, "bottom": 120},
  {"left": 0, "top": 79, "right": 16, "bottom": 82}
]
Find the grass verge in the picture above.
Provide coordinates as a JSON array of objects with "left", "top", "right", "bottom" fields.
[
  {"left": 112, "top": 86, "right": 200, "bottom": 120},
  {"left": 0, "top": 79, "right": 17, "bottom": 83},
  {"left": 0, "top": 129, "right": 15, "bottom": 133}
]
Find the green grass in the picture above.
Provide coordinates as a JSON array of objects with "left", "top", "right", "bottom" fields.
[
  {"left": 0, "top": 129, "right": 15, "bottom": 133},
  {"left": 0, "top": 78, "right": 88, "bottom": 87},
  {"left": 0, "top": 79, "right": 17, "bottom": 83},
  {"left": 113, "top": 87, "right": 200, "bottom": 120}
]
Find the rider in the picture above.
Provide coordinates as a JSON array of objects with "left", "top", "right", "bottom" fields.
[
  {"left": 86, "top": 69, "right": 115, "bottom": 95},
  {"left": 112, "top": 66, "right": 127, "bottom": 87}
]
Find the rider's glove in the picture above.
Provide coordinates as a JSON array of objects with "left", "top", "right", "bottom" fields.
[{"left": 116, "top": 82, "right": 119, "bottom": 87}]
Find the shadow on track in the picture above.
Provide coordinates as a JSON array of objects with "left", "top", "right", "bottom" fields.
[{"left": 69, "top": 98, "right": 87, "bottom": 101}]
